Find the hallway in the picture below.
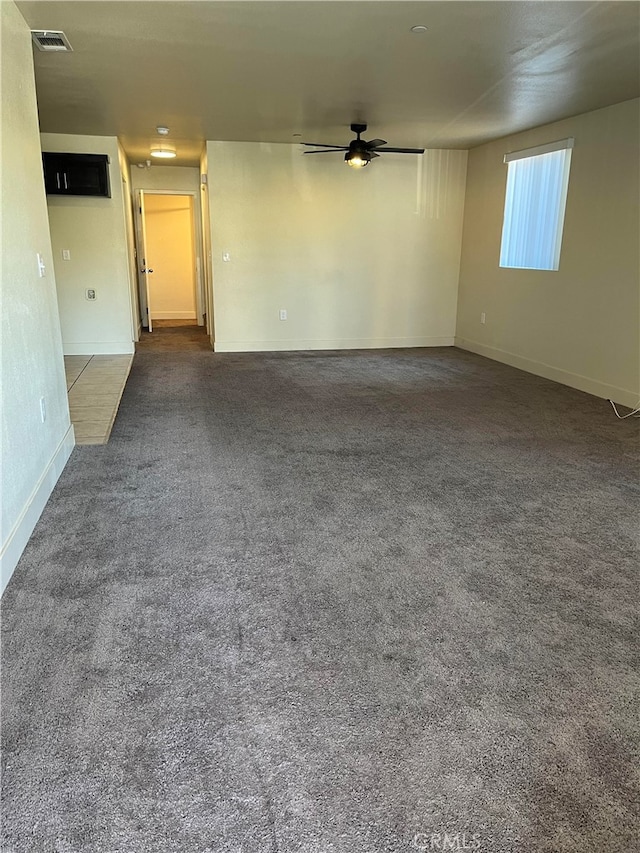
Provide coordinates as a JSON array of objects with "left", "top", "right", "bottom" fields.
[
  {"left": 136, "top": 319, "right": 211, "bottom": 352},
  {"left": 63, "top": 324, "right": 210, "bottom": 446}
]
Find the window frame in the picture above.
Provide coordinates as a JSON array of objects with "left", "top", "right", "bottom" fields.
[{"left": 499, "top": 137, "right": 574, "bottom": 272}]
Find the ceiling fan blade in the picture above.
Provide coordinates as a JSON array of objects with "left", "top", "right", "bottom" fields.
[
  {"left": 366, "top": 139, "right": 387, "bottom": 148},
  {"left": 377, "top": 147, "right": 425, "bottom": 154},
  {"left": 303, "top": 149, "right": 345, "bottom": 154},
  {"left": 302, "top": 142, "right": 346, "bottom": 149},
  {"left": 370, "top": 151, "right": 380, "bottom": 158}
]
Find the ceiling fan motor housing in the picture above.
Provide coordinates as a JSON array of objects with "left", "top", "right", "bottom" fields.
[{"left": 345, "top": 141, "right": 372, "bottom": 166}]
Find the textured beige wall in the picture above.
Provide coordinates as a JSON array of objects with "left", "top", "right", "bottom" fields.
[
  {"left": 41, "top": 133, "right": 134, "bottom": 355},
  {"left": 456, "top": 99, "right": 640, "bottom": 406},
  {"left": 207, "top": 142, "right": 468, "bottom": 351},
  {"left": 130, "top": 165, "right": 201, "bottom": 195},
  {"left": 1, "top": 2, "right": 72, "bottom": 591},
  {"left": 144, "top": 195, "right": 197, "bottom": 319}
]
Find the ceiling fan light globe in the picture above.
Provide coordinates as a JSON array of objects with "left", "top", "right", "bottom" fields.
[{"left": 345, "top": 151, "right": 370, "bottom": 168}]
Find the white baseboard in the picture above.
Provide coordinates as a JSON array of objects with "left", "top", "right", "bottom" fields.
[
  {"left": 214, "top": 336, "right": 455, "bottom": 353},
  {"left": 151, "top": 312, "right": 197, "bottom": 320},
  {"left": 1, "top": 424, "right": 75, "bottom": 596},
  {"left": 63, "top": 341, "right": 135, "bottom": 355},
  {"left": 454, "top": 337, "right": 639, "bottom": 408}
]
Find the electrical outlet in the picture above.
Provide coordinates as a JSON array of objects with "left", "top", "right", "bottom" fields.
[
  {"left": 480, "top": 312, "right": 486, "bottom": 325},
  {"left": 279, "top": 309, "right": 287, "bottom": 321},
  {"left": 39, "top": 397, "right": 46, "bottom": 423},
  {"left": 62, "top": 249, "right": 71, "bottom": 260},
  {"left": 86, "top": 288, "right": 96, "bottom": 301}
]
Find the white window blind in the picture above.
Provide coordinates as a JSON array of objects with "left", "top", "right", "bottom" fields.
[{"left": 499, "top": 138, "right": 574, "bottom": 271}]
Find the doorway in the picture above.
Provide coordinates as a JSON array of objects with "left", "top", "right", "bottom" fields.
[
  {"left": 134, "top": 191, "right": 204, "bottom": 333},
  {"left": 135, "top": 320, "right": 211, "bottom": 352}
]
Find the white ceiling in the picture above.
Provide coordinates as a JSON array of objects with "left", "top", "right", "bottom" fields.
[{"left": 17, "top": 1, "right": 640, "bottom": 167}]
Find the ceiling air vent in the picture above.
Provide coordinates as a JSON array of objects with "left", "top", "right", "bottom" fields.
[{"left": 31, "top": 30, "right": 73, "bottom": 52}]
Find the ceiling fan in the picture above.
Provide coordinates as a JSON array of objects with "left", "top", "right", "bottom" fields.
[{"left": 302, "top": 123, "right": 425, "bottom": 168}]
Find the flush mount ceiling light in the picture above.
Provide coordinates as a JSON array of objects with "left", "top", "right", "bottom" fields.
[
  {"left": 410, "top": 25, "right": 428, "bottom": 33},
  {"left": 150, "top": 143, "right": 176, "bottom": 159},
  {"left": 156, "top": 126, "right": 170, "bottom": 135}
]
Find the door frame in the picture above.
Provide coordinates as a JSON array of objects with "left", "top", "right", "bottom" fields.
[
  {"left": 132, "top": 189, "right": 206, "bottom": 329},
  {"left": 133, "top": 189, "right": 154, "bottom": 332}
]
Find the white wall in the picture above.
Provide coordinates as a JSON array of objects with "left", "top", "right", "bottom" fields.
[
  {"left": 456, "top": 99, "right": 640, "bottom": 407},
  {"left": 207, "top": 142, "right": 468, "bottom": 351},
  {"left": 41, "top": 133, "right": 134, "bottom": 355},
  {"left": 1, "top": 2, "right": 74, "bottom": 594},
  {"left": 130, "top": 164, "right": 202, "bottom": 195}
]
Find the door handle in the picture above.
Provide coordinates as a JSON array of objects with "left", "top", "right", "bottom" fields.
[{"left": 140, "top": 268, "right": 154, "bottom": 274}]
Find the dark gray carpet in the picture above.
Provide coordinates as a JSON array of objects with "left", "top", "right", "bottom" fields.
[
  {"left": 2, "top": 347, "right": 639, "bottom": 853},
  {"left": 137, "top": 322, "right": 211, "bottom": 352}
]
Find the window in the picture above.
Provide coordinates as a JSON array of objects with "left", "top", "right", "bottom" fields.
[{"left": 499, "top": 138, "right": 574, "bottom": 271}]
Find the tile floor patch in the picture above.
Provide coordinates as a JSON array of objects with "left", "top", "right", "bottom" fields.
[{"left": 64, "top": 354, "right": 133, "bottom": 445}]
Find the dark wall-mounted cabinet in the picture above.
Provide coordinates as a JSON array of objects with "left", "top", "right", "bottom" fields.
[{"left": 42, "top": 152, "right": 111, "bottom": 198}]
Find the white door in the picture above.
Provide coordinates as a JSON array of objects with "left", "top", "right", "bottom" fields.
[{"left": 134, "top": 190, "right": 154, "bottom": 332}]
